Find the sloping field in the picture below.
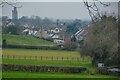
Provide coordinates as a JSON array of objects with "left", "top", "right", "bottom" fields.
[{"left": 2, "top": 34, "right": 56, "bottom": 46}]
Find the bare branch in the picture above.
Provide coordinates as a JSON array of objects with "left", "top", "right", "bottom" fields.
[
  {"left": 0, "top": 1, "right": 22, "bottom": 8},
  {"left": 83, "top": 0, "right": 110, "bottom": 23}
]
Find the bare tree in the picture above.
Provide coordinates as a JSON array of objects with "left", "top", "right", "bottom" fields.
[
  {"left": 0, "top": 0, "right": 22, "bottom": 8},
  {"left": 83, "top": 0, "right": 110, "bottom": 23}
]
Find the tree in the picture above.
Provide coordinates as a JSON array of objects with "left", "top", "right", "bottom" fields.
[
  {"left": 0, "top": 1, "right": 22, "bottom": 8},
  {"left": 71, "top": 35, "right": 77, "bottom": 42},
  {"left": 81, "top": 15, "right": 118, "bottom": 66},
  {"left": 64, "top": 38, "right": 78, "bottom": 50},
  {"left": 66, "top": 24, "right": 79, "bottom": 36},
  {"left": 3, "top": 25, "right": 21, "bottom": 35},
  {"left": 83, "top": 0, "right": 110, "bottom": 23}
]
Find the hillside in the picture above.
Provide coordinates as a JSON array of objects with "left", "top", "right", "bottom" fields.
[{"left": 2, "top": 34, "right": 56, "bottom": 46}]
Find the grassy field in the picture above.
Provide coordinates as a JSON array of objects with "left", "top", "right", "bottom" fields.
[
  {"left": 3, "top": 59, "right": 92, "bottom": 68},
  {"left": 2, "top": 49, "right": 91, "bottom": 67},
  {"left": 2, "top": 34, "right": 56, "bottom": 46},
  {"left": 3, "top": 72, "right": 119, "bottom": 78},
  {"left": 2, "top": 48, "right": 86, "bottom": 59},
  {"left": 2, "top": 49, "right": 119, "bottom": 78}
]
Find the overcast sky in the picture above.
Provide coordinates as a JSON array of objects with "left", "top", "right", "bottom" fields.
[{"left": 2, "top": 2, "right": 118, "bottom": 20}]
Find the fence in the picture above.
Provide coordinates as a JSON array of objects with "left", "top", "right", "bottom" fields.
[{"left": 2, "top": 55, "right": 91, "bottom": 62}]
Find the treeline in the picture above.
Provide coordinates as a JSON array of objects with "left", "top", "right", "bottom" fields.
[
  {"left": 2, "top": 44, "right": 76, "bottom": 51},
  {"left": 2, "top": 16, "right": 88, "bottom": 27}
]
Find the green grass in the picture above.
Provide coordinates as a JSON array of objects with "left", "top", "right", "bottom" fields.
[
  {"left": 0, "top": 34, "right": 2, "bottom": 45},
  {"left": 2, "top": 48, "right": 93, "bottom": 72},
  {"left": 2, "top": 49, "right": 118, "bottom": 78},
  {"left": 2, "top": 34, "right": 56, "bottom": 46},
  {"left": 2, "top": 48, "right": 85, "bottom": 58},
  {"left": 3, "top": 72, "right": 119, "bottom": 78},
  {"left": 2, "top": 59, "right": 92, "bottom": 68}
]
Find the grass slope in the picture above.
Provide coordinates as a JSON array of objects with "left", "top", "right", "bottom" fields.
[{"left": 2, "top": 34, "right": 56, "bottom": 46}]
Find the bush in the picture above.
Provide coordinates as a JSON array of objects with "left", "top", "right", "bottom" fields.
[{"left": 2, "top": 64, "right": 86, "bottom": 73}]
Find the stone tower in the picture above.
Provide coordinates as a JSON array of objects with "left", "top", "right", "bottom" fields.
[{"left": 12, "top": 7, "right": 18, "bottom": 20}]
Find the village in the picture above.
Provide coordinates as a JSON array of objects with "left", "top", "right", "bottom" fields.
[
  {"left": 1, "top": 2, "right": 119, "bottom": 79},
  {"left": 2, "top": 7, "right": 89, "bottom": 45}
]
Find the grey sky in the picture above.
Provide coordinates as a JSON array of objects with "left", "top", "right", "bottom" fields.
[{"left": 2, "top": 2, "right": 118, "bottom": 20}]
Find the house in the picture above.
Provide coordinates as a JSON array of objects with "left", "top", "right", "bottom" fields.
[
  {"left": 23, "top": 29, "right": 38, "bottom": 35},
  {"left": 51, "top": 34, "right": 60, "bottom": 39},
  {"left": 6, "top": 22, "right": 15, "bottom": 26},
  {"left": 23, "top": 26, "right": 65, "bottom": 44},
  {"left": 35, "top": 29, "right": 48, "bottom": 38},
  {"left": 74, "top": 27, "right": 88, "bottom": 41}
]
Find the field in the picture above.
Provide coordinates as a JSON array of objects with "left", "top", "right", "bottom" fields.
[
  {"left": 2, "top": 48, "right": 81, "bottom": 58},
  {"left": 3, "top": 59, "right": 92, "bottom": 68},
  {"left": 2, "top": 48, "right": 91, "bottom": 67},
  {"left": 2, "top": 34, "right": 56, "bottom": 46},
  {"left": 2, "top": 49, "right": 119, "bottom": 78},
  {"left": 3, "top": 72, "right": 119, "bottom": 78}
]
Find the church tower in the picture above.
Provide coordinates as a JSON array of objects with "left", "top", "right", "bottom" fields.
[{"left": 12, "top": 7, "right": 18, "bottom": 20}]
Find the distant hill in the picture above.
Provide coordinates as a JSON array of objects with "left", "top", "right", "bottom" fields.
[{"left": 2, "top": 34, "right": 56, "bottom": 46}]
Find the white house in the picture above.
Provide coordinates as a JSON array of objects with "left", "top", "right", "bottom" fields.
[
  {"left": 23, "top": 29, "right": 37, "bottom": 36},
  {"left": 74, "top": 28, "right": 87, "bottom": 41},
  {"left": 35, "top": 29, "right": 48, "bottom": 38},
  {"left": 51, "top": 34, "right": 59, "bottom": 39},
  {"left": 50, "top": 28, "right": 60, "bottom": 33}
]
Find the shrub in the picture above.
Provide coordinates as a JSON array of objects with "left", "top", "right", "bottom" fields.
[{"left": 2, "top": 64, "right": 86, "bottom": 73}]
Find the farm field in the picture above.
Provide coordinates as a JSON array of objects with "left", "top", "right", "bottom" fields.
[
  {"left": 3, "top": 72, "right": 119, "bottom": 78},
  {"left": 2, "top": 48, "right": 91, "bottom": 68},
  {"left": 2, "top": 49, "right": 119, "bottom": 78},
  {"left": 3, "top": 59, "right": 92, "bottom": 68},
  {"left": 2, "top": 34, "right": 56, "bottom": 46},
  {"left": 2, "top": 48, "right": 90, "bottom": 59}
]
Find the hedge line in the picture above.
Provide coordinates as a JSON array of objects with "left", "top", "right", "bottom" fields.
[
  {"left": 96, "top": 67, "right": 120, "bottom": 76},
  {"left": 2, "top": 44, "right": 74, "bottom": 51},
  {"left": 2, "top": 64, "right": 86, "bottom": 73}
]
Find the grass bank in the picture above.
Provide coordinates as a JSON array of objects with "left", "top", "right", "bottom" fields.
[{"left": 2, "top": 34, "right": 56, "bottom": 46}]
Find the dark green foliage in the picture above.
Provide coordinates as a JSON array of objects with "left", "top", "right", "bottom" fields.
[
  {"left": 3, "top": 44, "right": 63, "bottom": 50},
  {"left": 3, "top": 25, "right": 21, "bottom": 35},
  {"left": 2, "top": 64, "right": 86, "bottom": 73},
  {"left": 2, "top": 39, "right": 7, "bottom": 47},
  {"left": 66, "top": 24, "right": 79, "bottom": 36}
]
